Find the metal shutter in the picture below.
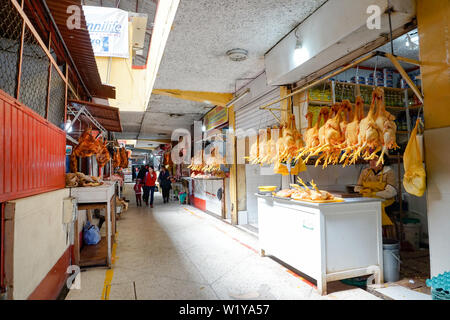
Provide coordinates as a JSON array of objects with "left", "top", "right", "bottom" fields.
[{"left": 235, "top": 88, "right": 281, "bottom": 132}]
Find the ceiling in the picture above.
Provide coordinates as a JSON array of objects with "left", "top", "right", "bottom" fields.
[{"left": 116, "top": 0, "right": 328, "bottom": 142}]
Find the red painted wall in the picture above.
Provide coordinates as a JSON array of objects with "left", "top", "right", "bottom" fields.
[
  {"left": 0, "top": 89, "right": 66, "bottom": 203},
  {"left": 27, "top": 247, "right": 70, "bottom": 300}
]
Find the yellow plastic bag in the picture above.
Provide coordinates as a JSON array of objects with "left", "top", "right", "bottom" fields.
[
  {"left": 274, "top": 161, "right": 289, "bottom": 176},
  {"left": 403, "top": 119, "right": 426, "bottom": 197},
  {"left": 290, "top": 159, "right": 307, "bottom": 175}
]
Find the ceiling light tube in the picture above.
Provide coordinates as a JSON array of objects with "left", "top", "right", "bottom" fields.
[{"left": 226, "top": 88, "right": 250, "bottom": 108}]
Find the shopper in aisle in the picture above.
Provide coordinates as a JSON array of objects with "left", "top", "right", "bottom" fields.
[
  {"left": 134, "top": 178, "right": 143, "bottom": 207},
  {"left": 143, "top": 165, "right": 157, "bottom": 208},
  {"left": 137, "top": 165, "right": 148, "bottom": 181},
  {"left": 158, "top": 166, "right": 172, "bottom": 203}
]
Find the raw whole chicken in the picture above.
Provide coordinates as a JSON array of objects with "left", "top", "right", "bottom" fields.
[
  {"left": 259, "top": 126, "right": 279, "bottom": 165},
  {"left": 274, "top": 189, "right": 295, "bottom": 198},
  {"left": 374, "top": 88, "right": 399, "bottom": 166},
  {"left": 247, "top": 133, "right": 260, "bottom": 163},
  {"left": 119, "top": 147, "right": 129, "bottom": 168},
  {"left": 340, "top": 96, "right": 364, "bottom": 166},
  {"left": 351, "top": 90, "right": 382, "bottom": 163},
  {"left": 70, "top": 153, "right": 78, "bottom": 173},
  {"left": 339, "top": 100, "right": 353, "bottom": 139},
  {"left": 251, "top": 129, "right": 270, "bottom": 165},
  {"left": 113, "top": 149, "right": 121, "bottom": 168},
  {"left": 403, "top": 119, "right": 426, "bottom": 197},
  {"left": 313, "top": 104, "right": 345, "bottom": 167},
  {"left": 96, "top": 138, "right": 111, "bottom": 168},
  {"left": 73, "top": 128, "right": 99, "bottom": 158},
  {"left": 291, "top": 178, "right": 338, "bottom": 202},
  {"left": 277, "top": 115, "right": 296, "bottom": 163}
]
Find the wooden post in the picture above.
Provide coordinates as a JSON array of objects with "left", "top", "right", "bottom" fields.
[
  {"left": 398, "top": 153, "right": 403, "bottom": 244},
  {"left": 15, "top": 18, "right": 25, "bottom": 100},
  {"left": 45, "top": 33, "right": 52, "bottom": 120},
  {"left": 64, "top": 64, "right": 69, "bottom": 122},
  {"left": 73, "top": 213, "right": 80, "bottom": 266},
  {"left": 280, "top": 86, "right": 292, "bottom": 122},
  {"left": 4, "top": 203, "right": 15, "bottom": 300},
  {"left": 228, "top": 105, "right": 238, "bottom": 225}
]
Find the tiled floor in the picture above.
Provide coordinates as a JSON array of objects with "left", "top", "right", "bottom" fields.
[{"left": 66, "top": 184, "right": 380, "bottom": 300}]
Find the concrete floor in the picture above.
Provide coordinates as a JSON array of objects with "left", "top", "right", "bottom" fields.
[{"left": 66, "top": 184, "right": 380, "bottom": 300}]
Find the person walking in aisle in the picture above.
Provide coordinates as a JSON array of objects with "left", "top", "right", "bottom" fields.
[
  {"left": 143, "top": 165, "right": 157, "bottom": 208},
  {"left": 137, "top": 164, "right": 148, "bottom": 181},
  {"left": 134, "top": 178, "right": 143, "bottom": 207},
  {"left": 158, "top": 166, "right": 172, "bottom": 203}
]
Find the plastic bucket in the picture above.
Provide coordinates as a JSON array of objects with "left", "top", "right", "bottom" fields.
[{"left": 383, "top": 239, "right": 401, "bottom": 283}]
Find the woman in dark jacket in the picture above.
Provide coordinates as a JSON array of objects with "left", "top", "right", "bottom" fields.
[{"left": 158, "top": 167, "right": 172, "bottom": 203}]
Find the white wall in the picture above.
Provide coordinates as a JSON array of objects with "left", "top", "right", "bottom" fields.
[
  {"left": 424, "top": 127, "right": 450, "bottom": 276},
  {"left": 245, "top": 165, "right": 282, "bottom": 226},
  {"left": 11, "top": 188, "right": 70, "bottom": 300}
]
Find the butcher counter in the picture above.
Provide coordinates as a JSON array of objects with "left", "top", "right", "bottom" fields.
[{"left": 256, "top": 194, "right": 384, "bottom": 295}]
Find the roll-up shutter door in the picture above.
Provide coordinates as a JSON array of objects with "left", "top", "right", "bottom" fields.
[{"left": 235, "top": 88, "right": 281, "bottom": 132}]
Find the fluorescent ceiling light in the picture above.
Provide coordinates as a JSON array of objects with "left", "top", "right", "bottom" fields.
[{"left": 144, "top": 0, "right": 180, "bottom": 109}]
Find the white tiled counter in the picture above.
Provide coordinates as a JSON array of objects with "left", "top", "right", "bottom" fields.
[{"left": 256, "top": 194, "right": 384, "bottom": 295}]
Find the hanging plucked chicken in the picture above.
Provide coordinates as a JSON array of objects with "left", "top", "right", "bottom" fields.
[{"left": 96, "top": 138, "right": 111, "bottom": 168}]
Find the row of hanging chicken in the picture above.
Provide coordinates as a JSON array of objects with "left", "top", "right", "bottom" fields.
[
  {"left": 247, "top": 87, "right": 398, "bottom": 173},
  {"left": 69, "top": 127, "right": 129, "bottom": 173},
  {"left": 188, "top": 87, "right": 397, "bottom": 176}
]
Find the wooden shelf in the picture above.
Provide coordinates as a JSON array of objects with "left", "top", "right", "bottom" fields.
[
  {"left": 308, "top": 99, "right": 332, "bottom": 105},
  {"left": 79, "top": 237, "right": 108, "bottom": 267}
]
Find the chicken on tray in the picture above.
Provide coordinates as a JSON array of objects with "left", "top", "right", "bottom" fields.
[{"left": 273, "top": 178, "right": 342, "bottom": 203}]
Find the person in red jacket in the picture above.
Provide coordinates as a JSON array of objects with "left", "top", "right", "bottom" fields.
[{"left": 143, "top": 165, "right": 157, "bottom": 207}]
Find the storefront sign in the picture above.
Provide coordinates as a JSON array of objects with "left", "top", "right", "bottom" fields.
[
  {"left": 83, "top": 6, "right": 129, "bottom": 58},
  {"left": 66, "top": 145, "right": 73, "bottom": 156},
  {"left": 204, "top": 106, "right": 228, "bottom": 131}
]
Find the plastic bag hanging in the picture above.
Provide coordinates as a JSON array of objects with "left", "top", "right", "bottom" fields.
[{"left": 403, "top": 119, "right": 426, "bottom": 197}]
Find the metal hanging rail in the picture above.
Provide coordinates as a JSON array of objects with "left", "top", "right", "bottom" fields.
[
  {"left": 66, "top": 102, "right": 108, "bottom": 140},
  {"left": 259, "top": 51, "right": 423, "bottom": 114}
]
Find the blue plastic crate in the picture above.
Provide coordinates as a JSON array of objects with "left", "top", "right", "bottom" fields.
[{"left": 426, "top": 272, "right": 450, "bottom": 300}]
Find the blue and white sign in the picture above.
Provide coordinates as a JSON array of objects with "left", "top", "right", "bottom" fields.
[{"left": 83, "top": 6, "right": 129, "bottom": 58}]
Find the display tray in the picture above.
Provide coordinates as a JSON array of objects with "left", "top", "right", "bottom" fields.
[{"left": 291, "top": 197, "right": 345, "bottom": 203}]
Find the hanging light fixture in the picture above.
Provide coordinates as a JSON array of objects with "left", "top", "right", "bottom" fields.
[
  {"left": 64, "top": 119, "right": 73, "bottom": 133},
  {"left": 293, "top": 27, "right": 309, "bottom": 66}
]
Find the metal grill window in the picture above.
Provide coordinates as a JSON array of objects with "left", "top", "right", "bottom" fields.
[
  {"left": 19, "top": 25, "right": 49, "bottom": 118},
  {"left": 48, "top": 65, "right": 65, "bottom": 127},
  {"left": 0, "top": 0, "right": 23, "bottom": 98}
]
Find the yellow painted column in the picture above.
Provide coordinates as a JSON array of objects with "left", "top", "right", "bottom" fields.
[
  {"left": 417, "top": 0, "right": 450, "bottom": 277},
  {"left": 417, "top": 0, "right": 450, "bottom": 129}
]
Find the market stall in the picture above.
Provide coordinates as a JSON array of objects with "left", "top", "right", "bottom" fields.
[
  {"left": 256, "top": 193, "right": 383, "bottom": 295},
  {"left": 70, "top": 181, "right": 116, "bottom": 268}
]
